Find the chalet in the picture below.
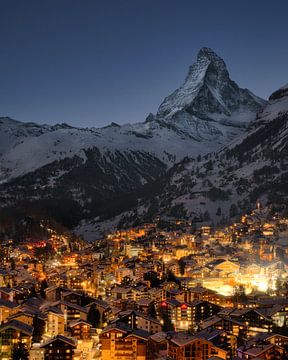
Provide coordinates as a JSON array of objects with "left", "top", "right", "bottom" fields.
[
  {"left": 111, "top": 286, "right": 133, "bottom": 301},
  {"left": 44, "top": 306, "right": 65, "bottom": 337},
  {"left": 112, "top": 310, "right": 162, "bottom": 334},
  {"left": 162, "top": 299, "right": 221, "bottom": 331},
  {"left": 68, "top": 319, "right": 92, "bottom": 340},
  {"left": 136, "top": 298, "right": 154, "bottom": 314},
  {"left": 148, "top": 331, "right": 168, "bottom": 360},
  {"left": 100, "top": 322, "right": 148, "bottom": 360},
  {"left": 0, "top": 299, "right": 19, "bottom": 324},
  {"left": 40, "top": 334, "right": 76, "bottom": 360},
  {"left": 201, "top": 315, "right": 247, "bottom": 338},
  {"left": 61, "top": 290, "right": 85, "bottom": 305},
  {"left": 0, "top": 287, "right": 15, "bottom": 302},
  {"left": 236, "top": 335, "right": 286, "bottom": 360},
  {"left": 0, "top": 320, "right": 33, "bottom": 359},
  {"left": 230, "top": 308, "right": 273, "bottom": 336},
  {"left": 167, "top": 330, "right": 228, "bottom": 360},
  {"left": 0, "top": 269, "right": 11, "bottom": 287},
  {"left": 54, "top": 300, "right": 88, "bottom": 327}
]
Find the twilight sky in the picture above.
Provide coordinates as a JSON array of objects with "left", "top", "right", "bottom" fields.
[{"left": 0, "top": 0, "right": 287, "bottom": 128}]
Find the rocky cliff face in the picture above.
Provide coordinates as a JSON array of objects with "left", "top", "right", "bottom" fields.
[{"left": 157, "top": 47, "right": 265, "bottom": 142}]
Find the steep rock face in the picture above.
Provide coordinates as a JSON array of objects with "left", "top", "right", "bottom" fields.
[
  {"left": 157, "top": 48, "right": 265, "bottom": 136},
  {"left": 269, "top": 83, "right": 288, "bottom": 101}
]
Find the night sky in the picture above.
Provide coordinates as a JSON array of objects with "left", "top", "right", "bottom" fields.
[{"left": 0, "top": 0, "right": 287, "bottom": 128}]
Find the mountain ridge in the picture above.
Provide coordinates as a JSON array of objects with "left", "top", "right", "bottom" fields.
[
  {"left": 0, "top": 48, "right": 272, "bottom": 238},
  {"left": 122, "top": 82, "right": 288, "bottom": 230}
]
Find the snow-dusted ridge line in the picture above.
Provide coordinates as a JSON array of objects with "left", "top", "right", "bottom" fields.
[{"left": 0, "top": 47, "right": 265, "bottom": 186}]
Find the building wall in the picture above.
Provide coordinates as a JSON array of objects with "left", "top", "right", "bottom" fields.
[
  {"left": 0, "top": 306, "right": 17, "bottom": 324},
  {"left": 101, "top": 330, "right": 147, "bottom": 360},
  {"left": 168, "top": 339, "right": 226, "bottom": 360},
  {"left": 0, "top": 329, "right": 31, "bottom": 360},
  {"left": 46, "top": 313, "right": 65, "bottom": 337},
  {"left": 42, "top": 341, "right": 74, "bottom": 360}
]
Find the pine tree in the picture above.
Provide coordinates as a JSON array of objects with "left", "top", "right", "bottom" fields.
[
  {"left": 159, "top": 307, "right": 174, "bottom": 331},
  {"left": 87, "top": 304, "right": 101, "bottom": 328},
  {"left": 32, "top": 315, "right": 46, "bottom": 343},
  {"left": 216, "top": 207, "right": 222, "bottom": 216},
  {"left": 203, "top": 210, "right": 211, "bottom": 221},
  {"left": 12, "top": 342, "right": 29, "bottom": 360},
  {"left": 147, "top": 303, "right": 157, "bottom": 319},
  {"left": 40, "top": 279, "right": 48, "bottom": 298},
  {"left": 229, "top": 203, "right": 239, "bottom": 218}
]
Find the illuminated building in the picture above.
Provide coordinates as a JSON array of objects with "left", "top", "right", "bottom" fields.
[
  {"left": 161, "top": 299, "right": 221, "bottom": 331},
  {"left": 148, "top": 287, "right": 162, "bottom": 302},
  {"left": 61, "top": 290, "right": 85, "bottom": 305},
  {"left": 68, "top": 276, "right": 83, "bottom": 291},
  {"left": 45, "top": 286, "right": 63, "bottom": 302},
  {"left": 236, "top": 334, "right": 287, "bottom": 360},
  {"left": 29, "top": 342, "right": 45, "bottom": 360},
  {"left": 268, "top": 303, "right": 288, "bottom": 327},
  {"left": 8, "top": 311, "right": 36, "bottom": 326},
  {"left": 111, "top": 286, "right": 134, "bottom": 301},
  {"left": 56, "top": 301, "right": 88, "bottom": 328},
  {"left": 0, "top": 320, "right": 33, "bottom": 359},
  {"left": 147, "top": 331, "right": 168, "bottom": 360},
  {"left": 100, "top": 322, "right": 148, "bottom": 360},
  {"left": 115, "top": 267, "right": 134, "bottom": 283},
  {"left": 68, "top": 319, "right": 92, "bottom": 340},
  {"left": 136, "top": 298, "right": 154, "bottom": 314},
  {"left": 0, "top": 288, "right": 15, "bottom": 302},
  {"left": 112, "top": 310, "right": 162, "bottom": 334},
  {"left": 201, "top": 314, "right": 247, "bottom": 338},
  {"left": 228, "top": 308, "right": 273, "bottom": 336},
  {"left": 45, "top": 307, "right": 65, "bottom": 337},
  {"left": 40, "top": 335, "right": 76, "bottom": 360},
  {"left": 0, "top": 270, "right": 11, "bottom": 288},
  {"left": 0, "top": 299, "right": 18, "bottom": 324},
  {"left": 62, "top": 253, "right": 79, "bottom": 267},
  {"left": 167, "top": 331, "right": 228, "bottom": 360},
  {"left": 210, "top": 260, "right": 240, "bottom": 274},
  {"left": 124, "top": 243, "right": 144, "bottom": 258}
]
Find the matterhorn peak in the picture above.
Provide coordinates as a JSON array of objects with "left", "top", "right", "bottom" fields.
[
  {"left": 197, "top": 47, "right": 224, "bottom": 62},
  {"left": 196, "top": 47, "right": 229, "bottom": 76},
  {"left": 184, "top": 47, "right": 229, "bottom": 88},
  {"left": 157, "top": 47, "right": 265, "bottom": 122}
]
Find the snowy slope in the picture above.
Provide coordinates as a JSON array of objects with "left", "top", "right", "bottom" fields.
[
  {"left": 128, "top": 83, "right": 288, "bottom": 226},
  {"left": 0, "top": 119, "right": 222, "bottom": 183},
  {"left": 0, "top": 48, "right": 271, "bottom": 237},
  {"left": 0, "top": 117, "right": 51, "bottom": 154},
  {"left": 71, "top": 84, "right": 288, "bottom": 238}
]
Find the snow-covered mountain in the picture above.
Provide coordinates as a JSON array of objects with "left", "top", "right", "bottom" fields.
[
  {"left": 157, "top": 47, "right": 265, "bottom": 129},
  {"left": 0, "top": 48, "right": 268, "bottom": 233},
  {"left": 0, "top": 48, "right": 264, "bottom": 183},
  {"left": 120, "top": 83, "right": 288, "bottom": 228}
]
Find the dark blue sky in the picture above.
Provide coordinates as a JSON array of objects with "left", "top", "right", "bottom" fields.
[{"left": 0, "top": 0, "right": 287, "bottom": 128}]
